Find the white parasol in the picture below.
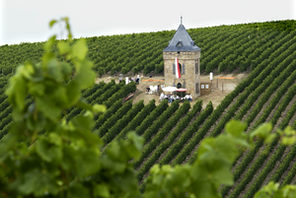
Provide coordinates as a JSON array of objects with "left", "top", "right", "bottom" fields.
[
  {"left": 176, "top": 88, "right": 187, "bottom": 92},
  {"left": 162, "top": 86, "right": 177, "bottom": 92}
]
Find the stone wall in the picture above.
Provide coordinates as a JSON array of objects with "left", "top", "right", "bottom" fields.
[{"left": 163, "top": 51, "right": 201, "bottom": 98}]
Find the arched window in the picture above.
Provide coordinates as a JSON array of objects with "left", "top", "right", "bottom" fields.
[
  {"left": 176, "top": 41, "right": 183, "bottom": 47},
  {"left": 177, "top": 82, "right": 182, "bottom": 88}
]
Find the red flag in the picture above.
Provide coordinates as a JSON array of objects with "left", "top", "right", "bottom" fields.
[{"left": 175, "top": 57, "right": 181, "bottom": 78}]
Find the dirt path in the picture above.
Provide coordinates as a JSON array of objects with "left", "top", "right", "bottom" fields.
[{"left": 96, "top": 73, "right": 248, "bottom": 109}]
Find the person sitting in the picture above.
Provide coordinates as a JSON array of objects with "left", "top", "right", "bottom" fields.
[
  {"left": 159, "top": 93, "right": 165, "bottom": 101},
  {"left": 171, "top": 95, "right": 176, "bottom": 101},
  {"left": 188, "top": 94, "right": 193, "bottom": 101},
  {"left": 164, "top": 94, "right": 169, "bottom": 100}
]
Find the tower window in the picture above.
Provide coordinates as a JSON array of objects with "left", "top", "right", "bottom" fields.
[
  {"left": 196, "top": 83, "right": 200, "bottom": 94},
  {"left": 178, "top": 63, "right": 182, "bottom": 74},
  {"left": 173, "top": 64, "right": 175, "bottom": 74},
  {"left": 195, "top": 61, "right": 199, "bottom": 74}
]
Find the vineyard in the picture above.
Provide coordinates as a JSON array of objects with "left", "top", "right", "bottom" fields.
[
  {"left": 1, "top": 19, "right": 296, "bottom": 197},
  {"left": 0, "top": 20, "right": 295, "bottom": 76}
]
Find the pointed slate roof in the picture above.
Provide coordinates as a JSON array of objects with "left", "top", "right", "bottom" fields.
[{"left": 164, "top": 24, "right": 200, "bottom": 52}]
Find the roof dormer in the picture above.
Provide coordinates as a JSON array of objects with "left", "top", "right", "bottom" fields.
[{"left": 163, "top": 18, "right": 200, "bottom": 52}]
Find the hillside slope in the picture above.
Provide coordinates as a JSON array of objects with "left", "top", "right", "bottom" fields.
[
  {"left": 0, "top": 20, "right": 295, "bottom": 76},
  {"left": 1, "top": 20, "right": 296, "bottom": 197}
]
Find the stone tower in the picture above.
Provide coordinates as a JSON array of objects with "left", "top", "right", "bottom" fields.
[{"left": 163, "top": 20, "right": 201, "bottom": 98}]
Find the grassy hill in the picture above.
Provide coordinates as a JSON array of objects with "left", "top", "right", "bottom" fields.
[{"left": 1, "top": 20, "right": 296, "bottom": 197}]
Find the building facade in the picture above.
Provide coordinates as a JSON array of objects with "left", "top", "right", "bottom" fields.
[{"left": 163, "top": 22, "right": 201, "bottom": 98}]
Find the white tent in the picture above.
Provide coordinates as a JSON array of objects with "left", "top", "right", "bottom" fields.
[{"left": 162, "top": 86, "right": 177, "bottom": 92}]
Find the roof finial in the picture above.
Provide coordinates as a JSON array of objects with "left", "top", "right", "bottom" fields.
[{"left": 180, "top": 16, "right": 183, "bottom": 24}]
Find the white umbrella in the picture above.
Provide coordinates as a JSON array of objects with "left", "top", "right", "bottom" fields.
[
  {"left": 162, "top": 86, "right": 177, "bottom": 92},
  {"left": 176, "top": 88, "right": 187, "bottom": 92}
]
